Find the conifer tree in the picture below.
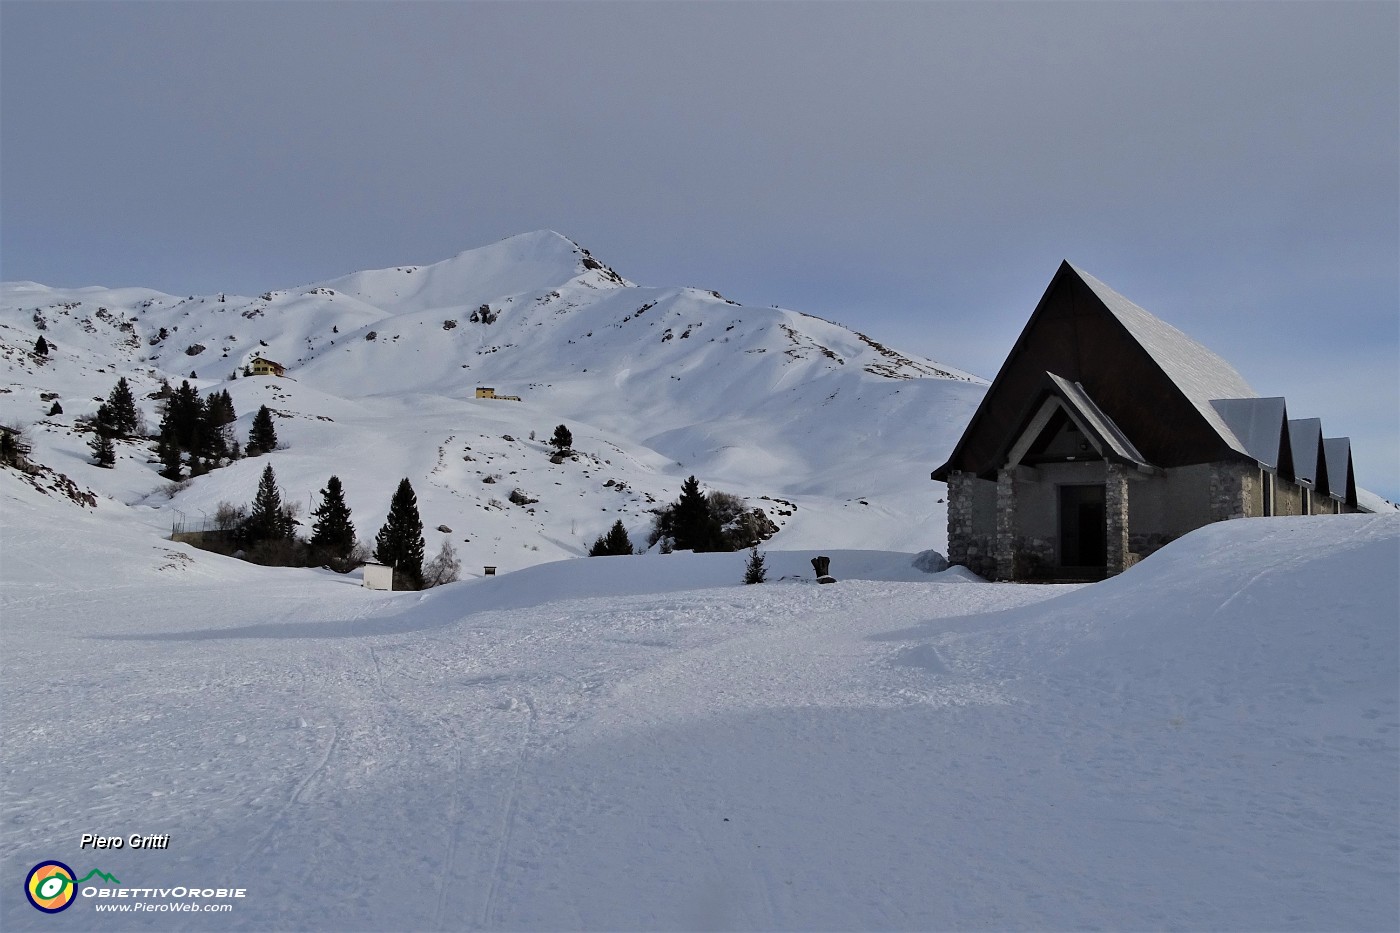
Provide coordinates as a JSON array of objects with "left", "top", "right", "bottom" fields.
[
  {"left": 549, "top": 424, "right": 573, "bottom": 453},
  {"left": 374, "top": 478, "right": 425, "bottom": 589},
  {"left": 248, "top": 405, "right": 278, "bottom": 455},
  {"left": 1, "top": 426, "right": 28, "bottom": 467},
  {"left": 157, "top": 431, "right": 182, "bottom": 480},
  {"left": 93, "top": 402, "right": 116, "bottom": 436},
  {"left": 89, "top": 426, "right": 116, "bottom": 467},
  {"left": 672, "top": 475, "right": 722, "bottom": 552},
  {"left": 743, "top": 546, "right": 767, "bottom": 584},
  {"left": 87, "top": 402, "right": 118, "bottom": 468},
  {"left": 33, "top": 335, "right": 48, "bottom": 357},
  {"left": 245, "top": 464, "right": 292, "bottom": 545},
  {"left": 589, "top": 519, "right": 634, "bottom": 556},
  {"left": 105, "top": 377, "right": 140, "bottom": 437},
  {"left": 310, "top": 475, "right": 357, "bottom": 567},
  {"left": 158, "top": 381, "right": 203, "bottom": 453},
  {"left": 205, "top": 390, "right": 236, "bottom": 427}
]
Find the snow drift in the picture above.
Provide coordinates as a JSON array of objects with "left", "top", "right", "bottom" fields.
[{"left": 2, "top": 477, "right": 1394, "bottom": 930}]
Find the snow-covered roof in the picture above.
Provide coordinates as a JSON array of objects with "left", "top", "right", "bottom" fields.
[
  {"left": 1287, "top": 418, "right": 1324, "bottom": 487},
  {"left": 1322, "top": 437, "right": 1352, "bottom": 500},
  {"left": 1073, "top": 266, "right": 1259, "bottom": 458},
  {"left": 1356, "top": 487, "right": 1399, "bottom": 513},
  {"left": 1045, "top": 372, "right": 1151, "bottom": 468},
  {"left": 1209, "top": 398, "right": 1288, "bottom": 471}
]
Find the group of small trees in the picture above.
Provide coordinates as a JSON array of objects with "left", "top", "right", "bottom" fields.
[
  {"left": 588, "top": 512, "right": 767, "bottom": 585},
  {"left": 588, "top": 519, "right": 635, "bottom": 556},
  {"left": 153, "top": 381, "right": 242, "bottom": 479},
  {"left": 647, "top": 476, "right": 778, "bottom": 553},
  {"left": 87, "top": 378, "right": 144, "bottom": 468},
  {"left": 75, "top": 370, "right": 286, "bottom": 478},
  {"left": 152, "top": 381, "right": 278, "bottom": 479},
  {"left": 589, "top": 477, "right": 776, "bottom": 565},
  {"left": 210, "top": 470, "right": 455, "bottom": 589}
]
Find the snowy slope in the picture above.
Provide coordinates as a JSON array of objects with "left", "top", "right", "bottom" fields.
[
  {"left": 0, "top": 232, "right": 984, "bottom": 573},
  {"left": 1, "top": 471, "right": 1395, "bottom": 930}
]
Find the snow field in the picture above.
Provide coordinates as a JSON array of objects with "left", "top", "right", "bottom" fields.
[{"left": 2, "top": 486, "right": 1395, "bottom": 930}]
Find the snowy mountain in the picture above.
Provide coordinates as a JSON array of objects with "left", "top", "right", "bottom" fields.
[{"left": 0, "top": 231, "right": 984, "bottom": 573}]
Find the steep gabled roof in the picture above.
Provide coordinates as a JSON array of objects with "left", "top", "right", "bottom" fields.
[
  {"left": 933, "top": 263, "right": 1264, "bottom": 480},
  {"left": 1209, "top": 397, "right": 1290, "bottom": 473},
  {"left": 1322, "top": 437, "right": 1358, "bottom": 507},
  {"left": 1073, "top": 267, "right": 1259, "bottom": 458},
  {"left": 1287, "top": 418, "right": 1326, "bottom": 490}
]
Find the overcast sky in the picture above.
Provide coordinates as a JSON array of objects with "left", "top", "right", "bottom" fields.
[{"left": 3, "top": 2, "right": 1396, "bottom": 498}]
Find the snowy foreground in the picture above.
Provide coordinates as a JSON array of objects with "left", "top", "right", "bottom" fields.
[{"left": 2, "top": 486, "right": 1397, "bottom": 930}]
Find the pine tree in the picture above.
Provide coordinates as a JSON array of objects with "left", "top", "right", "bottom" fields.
[
  {"left": 248, "top": 405, "right": 277, "bottom": 455},
  {"left": 743, "top": 546, "right": 767, "bottom": 584},
  {"left": 206, "top": 390, "right": 236, "bottom": 427},
  {"left": 0, "top": 426, "right": 28, "bottom": 467},
  {"left": 672, "top": 475, "right": 721, "bottom": 552},
  {"left": 159, "top": 380, "right": 203, "bottom": 453},
  {"left": 549, "top": 424, "right": 573, "bottom": 453},
  {"left": 589, "top": 519, "right": 634, "bottom": 556},
  {"left": 106, "top": 377, "right": 140, "bottom": 437},
  {"left": 93, "top": 402, "right": 116, "bottom": 436},
  {"left": 245, "top": 464, "right": 292, "bottom": 545},
  {"left": 89, "top": 402, "right": 118, "bottom": 467},
  {"left": 374, "top": 478, "right": 425, "bottom": 589},
  {"left": 89, "top": 427, "right": 116, "bottom": 468},
  {"left": 156, "top": 431, "right": 182, "bottom": 480},
  {"left": 309, "top": 475, "right": 357, "bottom": 566},
  {"left": 33, "top": 335, "right": 48, "bottom": 357}
]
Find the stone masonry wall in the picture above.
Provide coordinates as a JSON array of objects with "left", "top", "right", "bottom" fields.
[
  {"left": 1105, "top": 463, "right": 1132, "bottom": 575},
  {"left": 945, "top": 471, "right": 996, "bottom": 579},
  {"left": 995, "top": 469, "right": 1016, "bottom": 581},
  {"left": 1208, "top": 462, "right": 1255, "bottom": 521}
]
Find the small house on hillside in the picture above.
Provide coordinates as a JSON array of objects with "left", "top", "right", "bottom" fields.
[
  {"left": 932, "top": 262, "right": 1376, "bottom": 582},
  {"left": 475, "top": 387, "right": 521, "bottom": 401},
  {"left": 248, "top": 356, "right": 286, "bottom": 377}
]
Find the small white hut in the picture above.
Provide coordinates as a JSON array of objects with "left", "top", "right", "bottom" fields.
[{"left": 362, "top": 562, "right": 394, "bottom": 591}]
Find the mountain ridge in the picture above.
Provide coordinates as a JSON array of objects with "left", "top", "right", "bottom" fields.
[{"left": 0, "top": 232, "right": 986, "bottom": 574}]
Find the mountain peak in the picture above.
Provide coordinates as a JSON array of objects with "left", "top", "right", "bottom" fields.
[{"left": 312, "top": 230, "right": 627, "bottom": 314}]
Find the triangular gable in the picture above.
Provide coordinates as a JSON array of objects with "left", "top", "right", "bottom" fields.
[
  {"left": 1287, "top": 418, "right": 1325, "bottom": 489},
  {"left": 1073, "top": 266, "right": 1259, "bottom": 458},
  {"left": 999, "top": 372, "right": 1153, "bottom": 470},
  {"left": 1044, "top": 373, "right": 1151, "bottom": 467},
  {"left": 934, "top": 263, "right": 1261, "bottom": 480},
  {"left": 1210, "top": 397, "right": 1290, "bottom": 473},
  {"left": 1322, "top": 437, "right": 1358, "bottom": 507}
]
